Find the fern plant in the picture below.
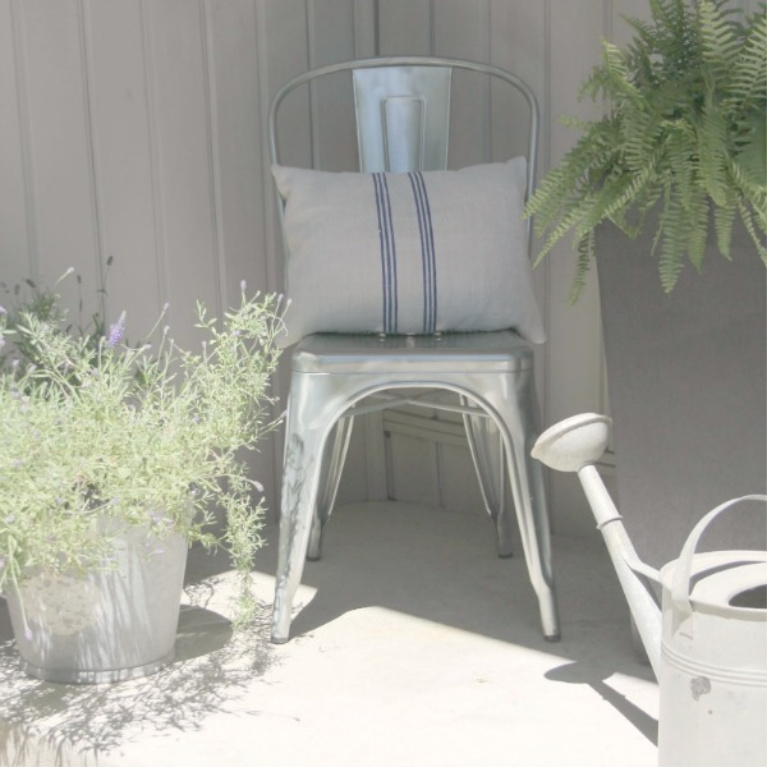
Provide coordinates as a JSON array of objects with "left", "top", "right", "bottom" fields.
[{"left": 525, "top": 0, "right": 766, "bottom": 299}]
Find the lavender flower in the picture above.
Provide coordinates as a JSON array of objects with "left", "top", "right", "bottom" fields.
[{"left": 107, "top": 311, "right": 127, "bottom": 348}]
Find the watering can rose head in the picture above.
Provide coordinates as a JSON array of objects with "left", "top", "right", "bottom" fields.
[{"left": 0, "top": 281, "right": 285, "bottom": 628}]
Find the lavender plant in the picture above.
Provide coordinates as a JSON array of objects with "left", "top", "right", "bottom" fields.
[{"left": 0, "top": 282, "right": 283, "bottom": 629}]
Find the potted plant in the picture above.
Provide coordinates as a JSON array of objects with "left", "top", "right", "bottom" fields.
[
  {"left": 0, "top": 277, "right": 283, "bottom": 683},
  {"left": 525, "top": 0, "right": 766, "bottom": 568}
]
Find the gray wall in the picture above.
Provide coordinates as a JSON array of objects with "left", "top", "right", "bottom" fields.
[{"left": 1, "top": 0, "right": 756, "bottom": 534}]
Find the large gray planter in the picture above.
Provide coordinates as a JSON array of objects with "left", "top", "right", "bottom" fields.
[
  {"left": 596, "top": 218, "right": 766, "bottom": 569},
  {"left": 5, "top": 526, "right": 188, "bottom": 684}
]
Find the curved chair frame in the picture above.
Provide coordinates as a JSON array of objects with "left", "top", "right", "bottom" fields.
[{"left": 268, "top": 56, "right": 559, "bottom": 644}]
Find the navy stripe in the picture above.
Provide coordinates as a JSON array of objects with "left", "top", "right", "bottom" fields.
[
  {"left": 372, "top": 174, "right": 387, "bottom": 330},
  {"left": 407, "top": 173, "right": 428, "bottom": 330},
  {"left": 408, "top": 171, "right": 437, "bottom": 333},
  {"left": 373, "top": 173, "right": 397, "bottom": 333},
  {"left": 383, "top": 175, "right": 399, "bottom": 332}
]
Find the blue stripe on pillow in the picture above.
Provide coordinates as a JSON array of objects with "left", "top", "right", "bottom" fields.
[
  {"left": 373, "top": 173, "right": 398, "bottom": 333},
  {"left": 408, "top": 171, "right": 437, "bottom": 333}
]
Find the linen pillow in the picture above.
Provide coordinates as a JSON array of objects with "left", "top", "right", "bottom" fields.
[{"left": 272, "top": 158, "right": 545, "bottom": 347}]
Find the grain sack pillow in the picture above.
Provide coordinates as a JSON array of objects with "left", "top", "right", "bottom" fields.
[{"left": 272, "top": 158, "right": 545, "bottom": 347}]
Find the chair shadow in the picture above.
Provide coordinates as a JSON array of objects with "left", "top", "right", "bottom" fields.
[{"left": 258, "top": 502, "right": 658, "bottom": 745}]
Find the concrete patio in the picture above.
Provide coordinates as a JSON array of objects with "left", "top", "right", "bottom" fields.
[{"left": 0, "top": 501, "right": 658, "bottom": 767}]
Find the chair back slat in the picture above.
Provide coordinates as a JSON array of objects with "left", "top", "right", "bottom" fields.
[{"left": 352, "top": 66, "right": 451, "bottom": 172}]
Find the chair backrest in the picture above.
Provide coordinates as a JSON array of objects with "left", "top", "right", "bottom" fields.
[{"left": 268, "top": 56, "right": 539, "bottom": 246}]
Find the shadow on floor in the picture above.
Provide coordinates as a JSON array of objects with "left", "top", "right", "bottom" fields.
[
  {"left": 0, "top": 561, "right": 277, "bottom": 767},
  {"left": 0, "top": 501, "right": 658, "bottom": 765},
  {"left": 545, "top": 661, "right": 658, "bottom": 744},
  {"left": 261, "top": 503, "right": 650, "bottom": 668},
  {"left": 254, "top": 502, "right": 658, "bottom": 743}
]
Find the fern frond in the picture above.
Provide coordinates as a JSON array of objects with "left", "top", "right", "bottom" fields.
[
  {"left": 533, "top": 196, "right": 599, "bottom": 266},
  {"left": 699, "top": 0, "right": 741, "bottom": 76},
  {"left": 737, "top": 199, "right": 767, "bottom": 263},
  {"left": 728, "top": 6, "right": 767, "bottom": 107},
  {"left": 655, "top": 178, "right": 691, "bottom": 290},
  {"left": 598, "top": 159, "right": 661, "bottom": 227},
  {"left": 582, "top": 41, "right": 638, "bottom": 105},
  {"left": 621, "top": 102, "right": 664, "bottom": 170},
  {"left": 525, "top": 119, "right": 621, "bottom": 228},
  {"left": 728, "top": 155, "right": 767, "bottom": 229},
  {"left": 698, "top": 86, "right": 731, "bottom": 206},
  {"left": 663, "top": 121, "right": 698, "bottom": 212},
  {"left": 569, "top": 233, "right": 594, "bottom": 304},
  {"left": 686, "top": 190, "right": 711, "bottom": 270},
  {"left": 734, "top": 115, "right": 767, "bottom": 191},
  {"left": 713, "top": 201, "right": 737, "bottom": 258}
]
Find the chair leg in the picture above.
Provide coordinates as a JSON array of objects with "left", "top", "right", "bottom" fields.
[
  {"left": 307, "top": 415, "right": 355, "bottom": 560},
  {"left": 271, "top": 429, "right": 326, "bottom": 644},
  {"left": 462, "top": 399, "right": 515, "bottom": 558},
  {"left": 510, "top": 445, "right": 560, "bottom": 641},
  {"left": 492, "top": 379, "right": 560, "bottom": 641}
]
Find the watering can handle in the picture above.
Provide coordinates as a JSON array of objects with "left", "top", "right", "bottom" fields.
[{"left": 671, "top": 494, "right": 767, "bottom": 613}]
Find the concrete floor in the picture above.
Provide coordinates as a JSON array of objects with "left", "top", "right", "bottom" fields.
[{"left": 0, "top": 502, "right": 659, "bottom": 767}]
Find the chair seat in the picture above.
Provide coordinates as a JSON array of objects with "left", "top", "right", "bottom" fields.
[{"left": 291, "top": 330, "right": 533, "bottom": 374}]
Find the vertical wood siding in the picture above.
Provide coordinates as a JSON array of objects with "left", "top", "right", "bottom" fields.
[{"left": 0, "top": 0, "right": 754, "bottom": 533}]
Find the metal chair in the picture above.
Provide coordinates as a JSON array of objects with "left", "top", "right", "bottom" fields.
[{"left": 268, "top": 56, "right": 559, "bottom": 643}]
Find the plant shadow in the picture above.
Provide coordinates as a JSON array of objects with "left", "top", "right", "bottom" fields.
[{"left": 0, "top": 569, "right": 277, "bottom": 767}]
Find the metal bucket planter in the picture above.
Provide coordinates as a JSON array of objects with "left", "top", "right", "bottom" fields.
[{"left": 4, "top": 525, "right": 188, "bottom": 684}]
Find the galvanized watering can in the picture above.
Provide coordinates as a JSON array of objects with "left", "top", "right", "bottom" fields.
[{"left": 532, "top": 413, "right": 767, "bottom": 767}]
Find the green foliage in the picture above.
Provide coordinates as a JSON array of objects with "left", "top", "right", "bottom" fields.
[
  {"left": 1, "top": 260, "right": 110, "bottom": 375},
  {"left": 0, "top": 280, "right": 284, "bottom": 630},
  {"left": 525, "top": 0, "right": 767, "bottom": 300}
]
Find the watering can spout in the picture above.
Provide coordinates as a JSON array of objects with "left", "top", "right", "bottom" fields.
[{"left": 532, "top": 414, "right": 663, "bottom": 678}]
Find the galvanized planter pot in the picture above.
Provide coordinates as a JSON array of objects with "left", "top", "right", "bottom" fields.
[
  {"left": 595, "top": 216, "right": 767, "bottom": 570},
  {"left": 5, "top": 526, "right": 188, "bottom": 684}
]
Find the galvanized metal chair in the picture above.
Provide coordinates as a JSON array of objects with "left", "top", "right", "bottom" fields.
[{"left": 268, "top": 56, "right": 559, "bottom": 643}]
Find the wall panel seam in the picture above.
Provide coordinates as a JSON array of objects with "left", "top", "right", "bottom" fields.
[
  {"left": 306, "top": 0, "right": 319, "bottom": 167},
  {"left": 9, "top": 0, "right": 39, "bottom": 279},
  {"left": 597, "top": 0, "right": 611, "bottom": 420},
  {"left": 428, "top": 0, "right": 435, "bottom": 55},
  {"left": 200, "top": 0, "right": 226, "bottom": 315},
  {"left": 254, "top": 0, "right": 279, "bottom": 294},
  {"left": 541, "top": 0, "right": 552, "bottom": 434},
  {"left": 253, "top": 0, "right": 286, "bottom": 502},
  {"left": 138, "top": 0, "right": 167, "bottom": 307},
  {"left": 77, "top": 0, "right": 107, "bottom": 317}
]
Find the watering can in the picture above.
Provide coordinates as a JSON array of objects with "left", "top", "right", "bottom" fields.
[{"left": 532, "top": 413, "right": 767, "bottom": 767}]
